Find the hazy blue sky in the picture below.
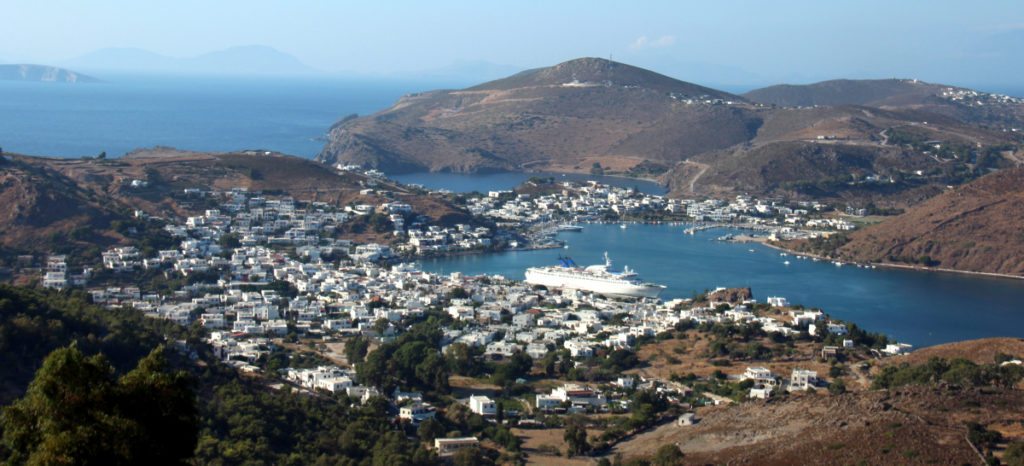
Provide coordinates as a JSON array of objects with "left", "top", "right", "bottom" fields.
[{"left": 4, "top": 0, "right": 1023, "bottom": 88}]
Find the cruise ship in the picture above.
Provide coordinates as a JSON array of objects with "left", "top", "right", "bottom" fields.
[{"left": 525, "top": 252, "right": 666, "bottom": 298}]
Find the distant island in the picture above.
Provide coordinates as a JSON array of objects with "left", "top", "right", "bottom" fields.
[{"left": 0, "top": 64, "right": 100, "bottom": 83}]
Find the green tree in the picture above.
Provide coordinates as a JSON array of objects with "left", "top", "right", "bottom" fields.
[
  {"left": 564, "top": 416, "right": 590, "bottom": 457},
  {"left": 1004, "top": 441, "right": 1024, "bottom": 466},
  {"left": 416, "top": 418, "right": 446, "bottom": 443},
  {"left": 452, "top": 446, "right": 492, "bottom": 466},
  {"left": 345, "top": 335, "right": 370, "bottom": 365},
  {"left": 1, "top": 344, "right": 197, "bottom": 466},
  {"left": 358, "top": 323, "right": 449, "bottom": 394},
  {"left": 491, "top": 351, "right": 533, "bottom": 387},
  {"left": 218, "top": 233, "right": 241, "bottom": 249},
  {"left": 373, "top": 317, "right": 390, "bottom": 335},
  {"left": 446, "top": 287, "right": 470, "bottom": 300},
  {"left": 415, "top": 351, "right": 450, "bottom": 393},
  {"left": 445, "top": 342, "right": 482, "bottom": 376},
  {"left": 652, "top": 444, "right": 685, "bottom": 466}
]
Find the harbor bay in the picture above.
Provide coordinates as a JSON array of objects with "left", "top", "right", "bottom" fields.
[{"left": 418, "top": 223, "right": 1024, "bottom": 347}]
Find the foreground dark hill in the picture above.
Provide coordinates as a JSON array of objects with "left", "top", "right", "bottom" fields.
[
  {"left": 788, "top": 168, "right": 1024, "bottom": 276},
  {"left": 0, "top": 285, "right": 439, "bottom": 465},
  {"left": 317, "top": 57, "right": 762, "bottom": 174},
  {"left": 0, "top": 64, "right": 100, "bottom": 83}
]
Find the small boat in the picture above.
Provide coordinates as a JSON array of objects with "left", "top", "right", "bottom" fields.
[
  {"left": 779, "top": 252, "right": 788, "bottom": 257},
  {"left": 557, "top": 224, "right": 583, "bottom": 232},
  {"left": 620, "top": 224, "right": 628, "bottom": 229},
  {"left": 834, "top": 261, "right": 844, "bottom": 267},
  {"left": 783, "top": 261, "right": 791, "bottom": 265},
  {"left": 748, "top": 249, "right": 755, "bottom": 253}
]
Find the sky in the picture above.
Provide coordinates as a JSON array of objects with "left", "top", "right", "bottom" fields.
[{"left": 3, "top": 0, "right": 1023, "bottom": 89}]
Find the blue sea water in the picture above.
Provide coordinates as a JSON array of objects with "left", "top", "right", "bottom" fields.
[
  {"left": 419, "top": 224, "right": 1024, "bottom": 347},
  {"left": 0, "top": 74, "right": 443, "bottom": 158}
]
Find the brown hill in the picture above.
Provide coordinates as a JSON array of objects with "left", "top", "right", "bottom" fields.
[
  {"left": 614, "top": 337, "right": 1024, "bottom": 465},
  {"left": 613, "top": 385, "right": 1021, "bottom": 465},
  {"left": 318, "top": 59, "right": 1023, "bottom": 206},
  {"left": 821, "top": 168, "right": 1024, "bottom": 275},
  {"left": 879, "top": 338, "right": 1024, "bottom": 367},
  {"left": 744, "top": 78, "right": 1024, "bottom": 127},
  {"left": 0, "top": 149, "right": 470, "bottom": 262},
  {"left": 744, "top": 78, "right": 954, "bottom": 107},
  {"left": 469, "top": 58, "right": 740, "bottom": 96},
  {"left": 317, "top": 57, "right": 762, "bottom": 174},
  {"left": 666, "top": 101, "right": 1022, "bottom": 203},
  {"left": 0, "top": 155, "right": 127, "bottom": 253}
]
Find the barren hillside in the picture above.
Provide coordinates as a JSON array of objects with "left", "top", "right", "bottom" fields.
[
  {"left": 318, "top": 59, "right": 1023, "bottom": 206},
  {"left": 0, "top": 149, "right": 472, "bottom": 261},
  {"left": 829, "top": 167, "right": 1024, "bottom": 275}
]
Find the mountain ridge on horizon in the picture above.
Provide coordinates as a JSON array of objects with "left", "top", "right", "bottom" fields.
[{"left": 59, "top": 45, "right": 317, "bottom": 76}]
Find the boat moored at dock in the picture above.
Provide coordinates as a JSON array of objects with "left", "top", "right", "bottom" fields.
[{"left": 525, "top": 252, "right": 666, "bottom": 298}]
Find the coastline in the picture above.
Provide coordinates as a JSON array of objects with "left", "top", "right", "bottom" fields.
[{"left": 757, "top": 239, "right": 1024, "bottom": 282}]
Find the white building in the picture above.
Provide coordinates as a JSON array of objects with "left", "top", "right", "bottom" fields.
[
  {"left": 882, "top": 343, "right": 913, "bottom": 356},
  {"left": 766, "top": 296, "right": 789, "bottom": 307},
  {"left": 434, "top": 437, "right": 480, "bottom": 456},
  {"left": 749, "top": 384, "right": 774, "bottom": 399},
  {"left": 742, "top": 367, "right": 776, "bottom": 385},
  {"left": 468, "top": 395, "right": 496, "bottom": 416},
  {"left": 789, "top": 369, "right": 818, "bottom": 391},
  {"left": 398, "top": 402, "right": 436, "bottom": 424}
]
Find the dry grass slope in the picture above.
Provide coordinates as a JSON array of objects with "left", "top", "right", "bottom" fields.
[{"left": 835, "top": 168, "right": 1024, "bottom": 276}]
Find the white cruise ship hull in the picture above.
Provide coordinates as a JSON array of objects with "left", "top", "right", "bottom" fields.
[{"left": 525, "top": 268, "right": 665, "bottom": 298}]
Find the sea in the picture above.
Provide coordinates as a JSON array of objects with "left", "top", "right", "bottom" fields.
[
  {"left": 0, "top": 73, "right": 450, "bottom": 158},
  {"left": 3, "top": 74, "right": 1023, "bottom": 347}
]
